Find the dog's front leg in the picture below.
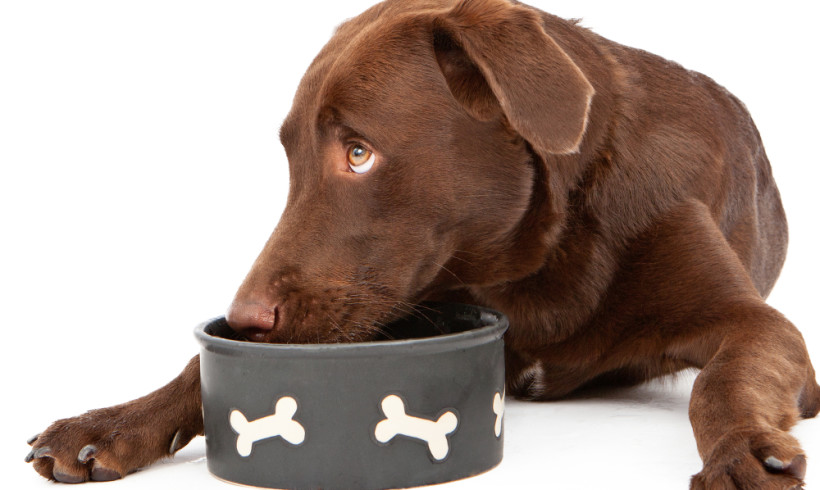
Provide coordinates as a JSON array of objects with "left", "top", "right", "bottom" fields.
[
  {"left": 26, "top": 355, "right": 203, "bottom": 483},
  {"left": 617, "top": 201, "right": 820, "bottom": 489},
  {"left": 689, "top": 315, "right": 819, "bottom": 489}
]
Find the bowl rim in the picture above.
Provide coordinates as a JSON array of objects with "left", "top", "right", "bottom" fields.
[{"left": 195, "top": 302, "right": 509, "bottom": 358}]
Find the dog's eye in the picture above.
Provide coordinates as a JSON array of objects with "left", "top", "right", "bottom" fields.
[{"left": 347, "top": 145, "right": 375, "bottom": 174}]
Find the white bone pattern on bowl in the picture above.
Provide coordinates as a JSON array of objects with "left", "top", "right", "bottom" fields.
[
  {"left": 374, "top": 395, "right": 458, "bottom": 461},
  {"left": 493, "top": 390, "right": 504, "bottom": 438},
  {"left": 230, "top": 396, "right": 305, "bottom": 457},
  {"left": 227, "top": 392, "right": 505, "bottom": 460}
]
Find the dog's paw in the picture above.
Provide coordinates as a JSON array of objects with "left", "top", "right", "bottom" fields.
[
  {"left": 25, "top": 406, "right": 192, "bottom": 483},
  {"left": 690, "top": 428, "right": 806, "bottom": 490},
  {"left": 26, "top": 407, "right": 129, "bottom": 483}
]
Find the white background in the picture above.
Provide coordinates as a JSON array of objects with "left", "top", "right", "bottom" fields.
[{"left": 2, "top": 1, "right": 818, "bottom": 488}]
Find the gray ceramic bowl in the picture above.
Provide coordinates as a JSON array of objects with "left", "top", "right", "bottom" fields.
[{"left": 195, "top": 302, "right": 508, "bottom": 490}]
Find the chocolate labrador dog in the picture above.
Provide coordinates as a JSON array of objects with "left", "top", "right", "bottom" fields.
[{"left": 26, "top": 0, "right": 818, "bottom": 488}]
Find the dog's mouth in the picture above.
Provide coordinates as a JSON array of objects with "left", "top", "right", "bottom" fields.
[
  {"left": 239, "top": 328, "right": 275, "bottom": 343},
  {"left": 226, "top": 300, "right": 452, "bottom": 345},
  {"left": 230, "top": 321, "right": 392, "bottom": 345},
  {"left": 226, "top": 304, "right": 397, "bottom": 345}
]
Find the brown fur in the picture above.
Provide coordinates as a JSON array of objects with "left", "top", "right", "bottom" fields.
[{"left": 27, "top": 0, "right": 818, "bottom": 487}]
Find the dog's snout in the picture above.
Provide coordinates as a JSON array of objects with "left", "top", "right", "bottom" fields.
[{"left": 226, "top": 301, "right": 280, "bottom": 342}]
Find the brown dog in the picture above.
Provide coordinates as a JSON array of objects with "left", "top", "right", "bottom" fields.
[{"left": 26, "top": 0, "right": 819, "bottom": 488}]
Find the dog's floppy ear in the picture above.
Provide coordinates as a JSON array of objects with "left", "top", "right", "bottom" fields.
[{"left": 433, "top": 0, "right": 594, "bottom": 155}]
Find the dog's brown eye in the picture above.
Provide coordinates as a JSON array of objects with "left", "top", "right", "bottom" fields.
[{"left": 347, "top": 145, "right": 375, "bottom": 174}]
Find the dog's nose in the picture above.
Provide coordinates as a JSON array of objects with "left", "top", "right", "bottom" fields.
[{"left": 226, "top": 301, "right": 279, "bottom": 342}]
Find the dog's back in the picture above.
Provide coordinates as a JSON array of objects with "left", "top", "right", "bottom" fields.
[{"left": 527, "top": 6, "right": 789, "bottom": 298}]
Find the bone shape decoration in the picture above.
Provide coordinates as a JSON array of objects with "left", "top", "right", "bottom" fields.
[
  {"left": 493, "top": 390, "right": 504, "bottom": 437},
  {"left": 230, "top": 396, "right": 305, "bottom": 457},
  {"left": 374, "top": 394, "right": 458, "bottom": 461}
]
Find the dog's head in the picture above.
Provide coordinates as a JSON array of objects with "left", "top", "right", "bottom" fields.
[{"left": 227, "top": 0, "right": 594, "bottom": 342}]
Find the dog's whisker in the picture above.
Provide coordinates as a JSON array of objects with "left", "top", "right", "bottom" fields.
[
  {"left": 392, "top": 301, "right": 443, "bottom": 333},
  {"left": 434, "top": 261, "right": 466, "bottom": 287},
  {"left": 448, "top": 251, "right": 479, "bottom": 266}
]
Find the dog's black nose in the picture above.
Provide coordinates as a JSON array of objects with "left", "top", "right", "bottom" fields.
[{"left": 226, "top": 302, "right": 279, "bottom": 342}]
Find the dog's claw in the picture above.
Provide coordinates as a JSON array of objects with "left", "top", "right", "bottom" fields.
[
  {"left": 78, "top": 444, "right": 97, "bottom": 464},
  {"left": 169, "top": 427, "right": 197, "bottom": 455},
  {"left": 763, "top": 454, "right": 807, "bottom": 480},
  {"left": 764, "top": 456, "right": 785, "bottom": 471},
  {"left": 27, "top": 433, "right": 40, "bottom": 445},
  {"left": 25, "top": 446, "right": 52, "bottom": 462},
  {"left": 170, "top": 429, "right": 183, "bottom": 454}
]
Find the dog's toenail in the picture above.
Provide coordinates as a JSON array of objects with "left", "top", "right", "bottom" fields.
[
  {"left": 26, "top": 446, "right": 52, "bottom": 462},
  {"left": 78, "top": 444, "right": 97, "bottom": 463},
  {"left": 764, "top": 456, "right": 785, "bottom": 470},
  {"left": 91, "top": 465, "right": 122, "bottom": 481},
  {"left": 170, "top": 429, "right": 184, "bottom": 454},
  {"left": 27, "top": 433, "right": 40, "bottom": 445}
]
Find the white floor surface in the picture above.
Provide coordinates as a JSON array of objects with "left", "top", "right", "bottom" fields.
[{"left": 2, "top": 1, "right": 818, "bottom": 488}]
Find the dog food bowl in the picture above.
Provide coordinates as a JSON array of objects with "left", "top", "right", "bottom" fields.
[{"left": 195, "top": 302, "right": 508, "bottom": 490}]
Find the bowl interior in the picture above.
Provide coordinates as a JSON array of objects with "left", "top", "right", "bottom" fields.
[{"left": 203, "top": 302, "right": 506, "bottom": 345}]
